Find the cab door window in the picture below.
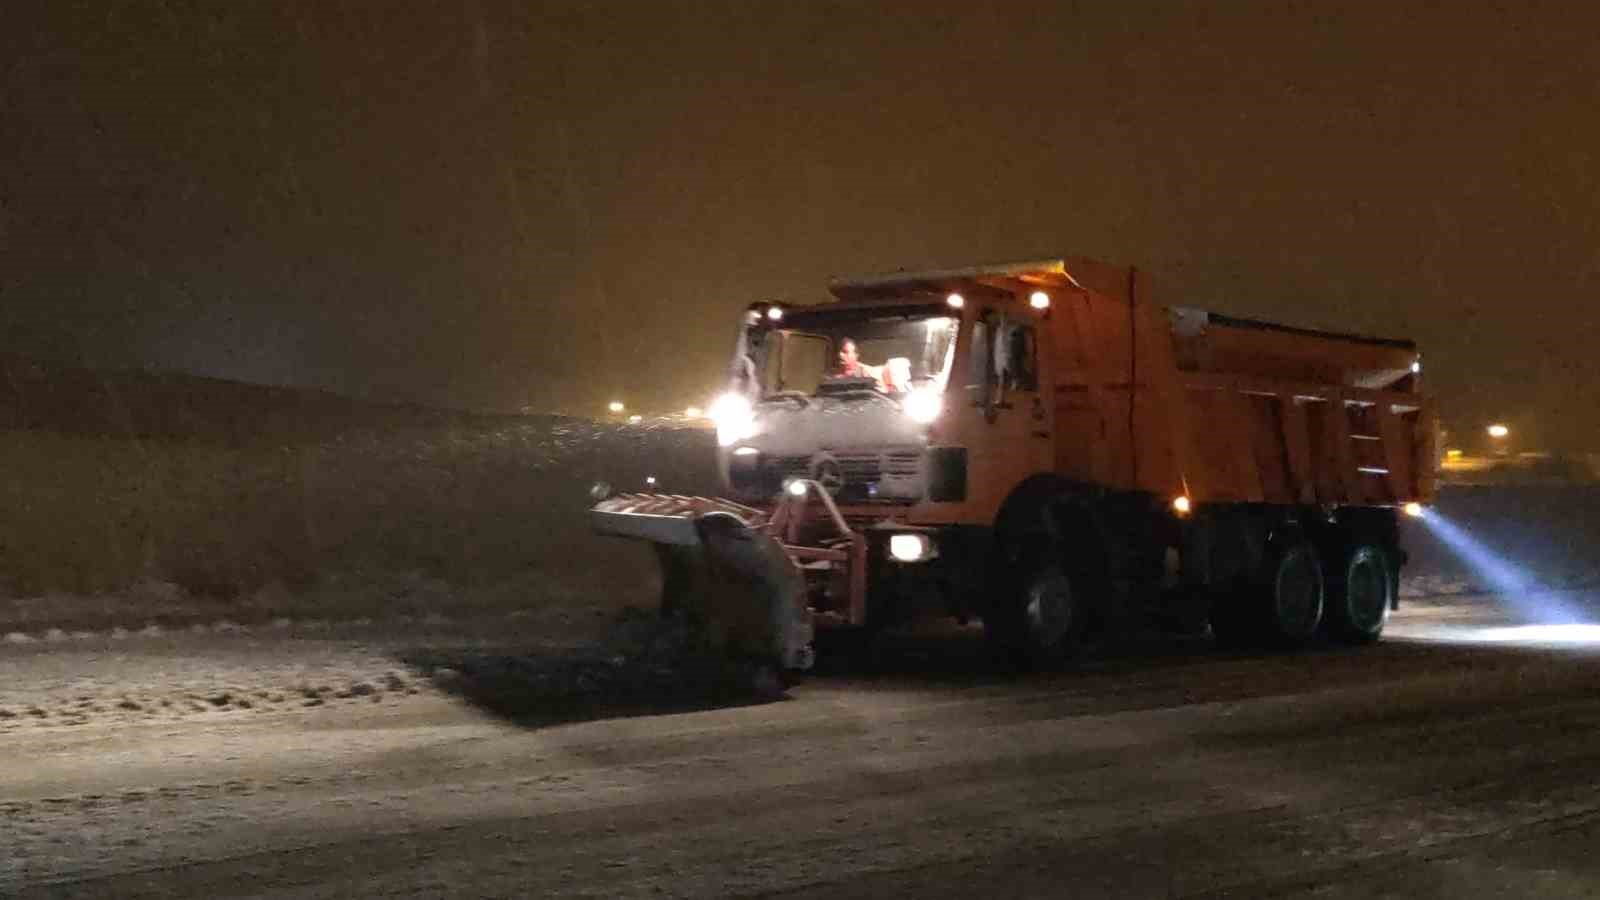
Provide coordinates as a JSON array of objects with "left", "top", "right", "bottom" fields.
[
  {"left": 996, "top": 318, "right": 1038, "bottom": 392},
  {"left": 967, "top": 309, "right": 1038, "bottom": 419},
  {"left": 967, "top": 312, "right": 992, "bottom": 395}
]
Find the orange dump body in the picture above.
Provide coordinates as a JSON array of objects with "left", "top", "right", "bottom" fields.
[{"left": 1045, "top": 258, "right": 1434, "bottom": 508}]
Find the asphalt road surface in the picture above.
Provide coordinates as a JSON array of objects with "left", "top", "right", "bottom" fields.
[{"left": 5, "top": 592, "right": 1600, "bottom": 898}]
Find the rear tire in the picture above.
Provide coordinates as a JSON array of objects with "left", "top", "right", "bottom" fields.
[
  {"left": 1323, "top": 543, "right": 1392, "bottom": 644},
  {"left": 1211, "top": 534, "right": 1325, "bottom": 649},
  {"left": 1262, "top": 539, "right": 1326, "bottom": 646}
]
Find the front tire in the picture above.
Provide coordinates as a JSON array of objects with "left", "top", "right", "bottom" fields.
[{"left": 984, "top": 552, "right": 1091, "bottom": 670}]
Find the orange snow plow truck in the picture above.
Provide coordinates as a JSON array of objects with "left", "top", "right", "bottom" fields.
[{"left": 591, "top": 257, "right": 1435, "bottom": 676}]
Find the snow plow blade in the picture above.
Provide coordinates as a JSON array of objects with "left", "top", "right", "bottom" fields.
[{"left": 590, "top": 493, "right": 815, "bottom": 673}]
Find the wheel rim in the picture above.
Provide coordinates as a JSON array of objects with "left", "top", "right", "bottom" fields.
[
  {"left": 1274, "top": 548, "right": 1323, "bottom": 638},
  {"left": 1345, "top": 550, "right": 1390, "bottom": 633},
  {"left": 1025, "top": 571, "right": 1075, "bottom": 648}
]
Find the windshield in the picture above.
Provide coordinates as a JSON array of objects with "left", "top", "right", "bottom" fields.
[{"left": 755, "top": 305, "right": 958, "bottom": 397}]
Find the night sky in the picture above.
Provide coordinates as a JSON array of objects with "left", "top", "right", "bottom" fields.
[{"left": 4, "top": 1, "right": 1597, "bottom": 449}]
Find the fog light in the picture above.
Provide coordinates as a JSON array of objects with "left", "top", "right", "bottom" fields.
[
  {"left": 1404, "top": 501, "right": 1424, "bottom": 518},
  {"left": 888, "top": 533, "right": 932, "bottom": 563}
]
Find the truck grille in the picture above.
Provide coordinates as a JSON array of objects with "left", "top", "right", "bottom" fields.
[
  {"left": 770, "top": 455, "right": 811, "bottom": 482},
  {"left": 765, "top": 450, "right": 924, "bottom": 502}
]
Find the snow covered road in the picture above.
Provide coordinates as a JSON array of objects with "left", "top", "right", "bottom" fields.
[{"left": 5, "top": 593, "right": 1600, "bottom": 898}]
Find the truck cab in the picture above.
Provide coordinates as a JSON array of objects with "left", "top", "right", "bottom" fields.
[{"left": 710, "top": 264, "right": 1065, "bottom": 528}]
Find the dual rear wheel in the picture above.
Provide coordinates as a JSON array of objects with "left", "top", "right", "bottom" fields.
[
  {"left": 982, "top": 526, "right": 1395, "bottom": 668},
  {"left": 1211, "top": 534, "right": 1394, "bottom": 648},
  {"left": 1324, "top": 543, "right": 1394, "bottom": 644}
]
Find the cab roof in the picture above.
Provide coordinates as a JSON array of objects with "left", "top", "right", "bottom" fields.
[{"left": 827, "top": 258, "right": 1084, "bottom": 304}]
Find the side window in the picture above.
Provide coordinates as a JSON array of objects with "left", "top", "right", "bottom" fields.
[
  {"left": 989, "top": 317, "right": 1037, "bottom": 392},
  {"left": 777, "top": 333, "right": 828, "bottom": 393},
  {"left": 967, "top": 310, "right": 1039, "bottom": 412},
  {"left": 1000, "top": 321, "right": 1038, "bottom": 392},
  {"left": 967, "top": 313, "right": 992, "bottom": 392}
]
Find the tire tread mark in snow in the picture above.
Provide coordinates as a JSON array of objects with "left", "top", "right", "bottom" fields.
[{"left": 20, "top": 703, "right": 1600, "bottom": 898}]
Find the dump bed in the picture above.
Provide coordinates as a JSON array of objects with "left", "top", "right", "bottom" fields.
[{"left": 1045, "top": 258, "right": 1433, "bottom": 508}]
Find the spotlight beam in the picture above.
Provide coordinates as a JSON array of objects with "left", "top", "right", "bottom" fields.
[{"left": 1416, "top": 510, "right": 1587, "bottom": 625}]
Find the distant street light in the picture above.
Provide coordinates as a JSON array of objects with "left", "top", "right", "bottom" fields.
[
  {"left": 607, "top": 401, "right": 625, "bottom": 414},
  {"left": 684, "top": 406, "right": 703, "bottom": 418},
  {"left": 627, "top": 414, "right": 643, "bottom": 424},
  {"left": 1487, "top": 424, "right": 1510, "bottom": 439}
]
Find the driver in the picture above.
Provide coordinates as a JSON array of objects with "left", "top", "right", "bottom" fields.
[
  {"left": 836, "top": 338, "right": 873, "bottom": 378},
  {"left": 837, "top": 338, "right": 887, "bottom": 389},
  {"left": 836, "top": 338, "right": 910, "bottom": 392}
]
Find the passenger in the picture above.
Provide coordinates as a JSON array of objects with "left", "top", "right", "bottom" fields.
[{"left": 882, "top": 357, "right": 912, "bottom": 393}]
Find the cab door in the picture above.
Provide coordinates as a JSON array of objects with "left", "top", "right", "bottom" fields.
[{"left": 939, "top": 301, "right": 1054, "bottom": 524}]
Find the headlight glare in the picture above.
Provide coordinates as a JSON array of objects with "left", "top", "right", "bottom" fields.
[
  {"left": 710, "top": 392, "right": 755, "bottom": 447},
  {"left": 902, "top": 387, "right": 942, "bottom": 424}
]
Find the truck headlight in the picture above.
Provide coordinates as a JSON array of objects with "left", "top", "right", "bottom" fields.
[
  {"left": 709, "top": 392, "right": 755, "bottom": 447},
  {"left": 888, "top": 533, "right": 933, "bottom": 563},
  {"left": 902, "top": 387, "right": 942, "bottom": 424}
]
